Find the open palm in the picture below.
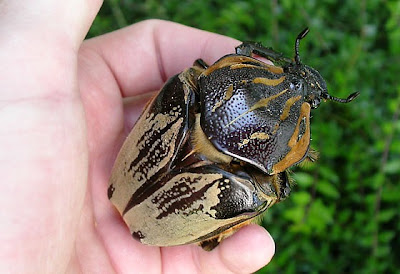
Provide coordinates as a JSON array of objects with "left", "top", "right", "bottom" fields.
[{"left": 1, "top": 2, "right": 274, "bottom": 273}]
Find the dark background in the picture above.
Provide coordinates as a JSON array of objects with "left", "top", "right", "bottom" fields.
[{"left": 89, "top": 1, "right": 400, "bottom": 273}]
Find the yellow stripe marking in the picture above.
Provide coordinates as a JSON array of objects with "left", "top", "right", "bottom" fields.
[
  {"left": 224, "top": 85, "right": 234, "bottom": 100},
  {"left": 253, "top": 76, "right": 286, "bottom": 86},
  {"left": 250, "top": 132, "right": 270, "bottom": 140},
  {"left": 238, "top": 139, "right": 250, "bottom": 147},
  {"left": 212, "top": 85, "right": 235, "bottom": 112},
  {"left": 226, "top": 89, "right": 288, "bottom": 127},
  {"left": 280, "top": 95, "right": 301, "bottom": 121},
  {"left": 265, "top": 64, "right": 284, "bottom": 74},
  {"left": 272, "top": 122, "right": 280, "bottom": 135},
  {"left": 238, "top": 132, "right": 270, "bottom": 148},
  {"left": 212, "top": 101, "right": 223, "bottom": 113},
  {"left": 230, "top": 63, "right": 284, "bottom": 74},
  {"left": 202, "top": 55, "right": 284, "bottom": 76},
  {"left": 272, "top": 102, "right": 311, "bottom": 173},
  {"left": 203, "top": 56, "right": 254, "bottom": 76}
]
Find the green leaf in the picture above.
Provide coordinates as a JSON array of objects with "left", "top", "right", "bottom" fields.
[
  {"left": 378, "top": 231, "right": 395, "bottom": 243},
  {"left": 292, "top": 172, "right": 314, "bottom": 188},
  {"left": 316, "top": 180, "right": 340, "bottom": 199},
  {"left": 306, "top": 199, "right": 334, "bottom": 234},
  {"left": 283, "top": 207, "right": 305, "bottom": 223},
  {"left": 382, "top": 185, "right": 400, "bottom": 202},
  {"left": 378, "top": 209, "right": 398, "bottom": 223},
  {"left": 292, "top": 191, "right": 312, "bottom": 206},
  {"left": 383, "top": 160, "right": 400, "bottom": 174}
]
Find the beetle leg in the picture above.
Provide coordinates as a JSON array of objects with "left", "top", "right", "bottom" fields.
[
  {"left": 194, "top": 58, "right": 209, "bottom": 69},
  {"left": 236, "top": 41, "right": 293, "bottom": 64}
]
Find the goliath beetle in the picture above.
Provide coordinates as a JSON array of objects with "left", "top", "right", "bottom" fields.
[{"left": 108, "top": 28, "right": 358, "bottom": 250}]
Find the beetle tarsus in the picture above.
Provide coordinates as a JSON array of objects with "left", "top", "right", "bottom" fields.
[
  {"left": 194, "top": 59, "right": 209, "bottom": 69},
  {"left": 235, "top": 41, "right": 292, "bottom": 64},
  {"left": 199, "top": 238, "right": 219, "bottom": 251}
]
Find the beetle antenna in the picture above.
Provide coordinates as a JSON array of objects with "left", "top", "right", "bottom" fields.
[
  {"left": 295, "top": 27, "right": 310, "bottom": 65},
  {"left": 324, "top": 91, "right": 360, "bottom": 103}
]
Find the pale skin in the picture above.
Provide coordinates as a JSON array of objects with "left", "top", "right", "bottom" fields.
[{"left": 0, "top": 1, "right": 275, "bottom": 273}]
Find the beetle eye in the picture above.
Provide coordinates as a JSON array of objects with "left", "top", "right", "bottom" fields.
[
  {"left": 312, "top": 97, "right": 321, "bottom": 108},
  {"left": 290, "top": 81, "right": 302, "bottom": 91}
]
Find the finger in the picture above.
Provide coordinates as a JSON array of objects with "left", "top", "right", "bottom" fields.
[
  {"left": 82, "top": 19, "right": 240, "bottom": 98},
  {"left": 0, "top": 1, "right": 103, "bottom": 272},
  {"left": 197, "top": 225, "right": 275, "bottom": 273},
  {"left": 160, "top": 245, "right": 202, "bottom": 274},
  {"left": 0, "top": 0, "right": 102, "bottom": 50},
  {"left": 98, "top": 203, "right": 162, "bottom": 273},
  {"left": 122, "top": 92, "right": 157, "bottom": 130}
]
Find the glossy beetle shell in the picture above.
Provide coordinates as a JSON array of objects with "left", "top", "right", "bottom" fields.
[
  {"left": 108, "top": 28, "right": 358, "bottom": 250},
  {"left": 199, "top": 55, "right": 311, "bottom": 175}
]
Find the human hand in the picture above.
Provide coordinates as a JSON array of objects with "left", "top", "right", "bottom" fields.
[{"left": 0, "top": 1, "right": 275, "bottom": 273}]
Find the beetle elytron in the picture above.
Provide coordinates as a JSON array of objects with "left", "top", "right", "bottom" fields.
[{"left": 108, "top": 28, "right": 359, "bottom": 250}]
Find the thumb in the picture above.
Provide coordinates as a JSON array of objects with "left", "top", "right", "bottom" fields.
[
  {"left": 0, "top": 0, "right": 103, "bottom": 51},
  {"left": 0, "top": 1, "right": 103, "bottom": 273}
]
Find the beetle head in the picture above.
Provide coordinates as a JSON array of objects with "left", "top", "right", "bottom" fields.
[{"left": 289, "top": 27, "right": 359, "bottom": 109}]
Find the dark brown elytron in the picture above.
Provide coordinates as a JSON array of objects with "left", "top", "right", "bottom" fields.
[{"left": 108, "top": 28, "right": 359, "bottom": 250}]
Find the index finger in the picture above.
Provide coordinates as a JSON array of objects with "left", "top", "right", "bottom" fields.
[{"left": 83, "top": 19, "right": 240, "bottom": 97}]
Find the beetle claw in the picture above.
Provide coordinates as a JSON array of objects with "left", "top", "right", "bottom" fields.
[{"left": 194, "top": 59, "right": 209, "bottom": 69}]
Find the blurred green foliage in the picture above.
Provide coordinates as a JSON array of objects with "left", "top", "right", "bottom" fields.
[{"left": 89, "top": 1, "right": 400, "bottom": 273}]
